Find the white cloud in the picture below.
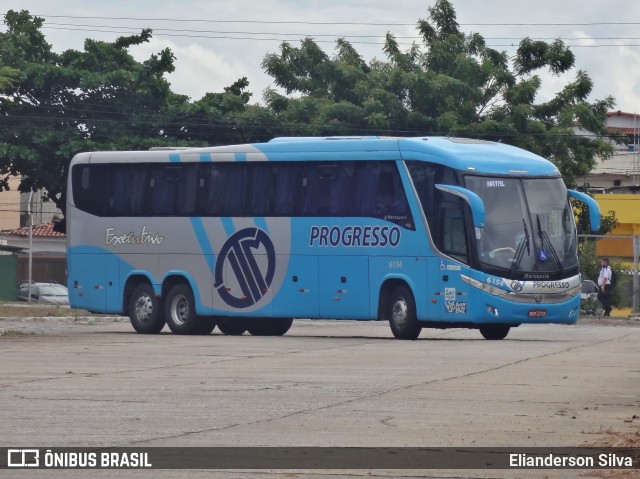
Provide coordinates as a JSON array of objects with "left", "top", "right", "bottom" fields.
[
  {"left": 8, "top": 0, "right": 640, "bottom": 111},
  {"left": 131, "top": 38, "right": 250, "bottom": 101}
]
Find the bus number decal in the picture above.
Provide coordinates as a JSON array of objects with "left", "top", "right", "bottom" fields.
[
  {"left": 309, "top": 225, "right": 401, "bottom": 248},
  {"left": 214, "top": 227, "right": 276, "bottom": 309}
]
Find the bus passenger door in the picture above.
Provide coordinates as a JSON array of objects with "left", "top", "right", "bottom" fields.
[
  {"left": 318, "top": 256, "right": 369, "bottom": 319},
  {"left": 431, "top": 202, "right": 471, "bottom": 321},
  {"left": 430, "top": 258, "right": 471, "bottom": 321}
]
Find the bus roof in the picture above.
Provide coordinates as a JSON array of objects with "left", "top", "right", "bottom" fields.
[
  {"left": 73, "top": 136, "right": 560, "bottom": 176},
  {"left": 259, "top": 136, "right": 560, "bottom": 176}
]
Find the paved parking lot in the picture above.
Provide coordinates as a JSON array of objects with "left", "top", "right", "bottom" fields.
[{"left": 1, "top": 316, "right": 639, "bottom": 478}]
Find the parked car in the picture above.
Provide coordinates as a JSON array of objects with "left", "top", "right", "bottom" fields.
[
  {"left": 581, "top": 280, "right": 599, "bottom": 301},
  {"left": 17, "top": 282, "right": 69, "bottom": 305}
]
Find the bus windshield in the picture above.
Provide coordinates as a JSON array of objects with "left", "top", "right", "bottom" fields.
[{"left": 464, "top": 176, "right": 577, "bottom": 276}]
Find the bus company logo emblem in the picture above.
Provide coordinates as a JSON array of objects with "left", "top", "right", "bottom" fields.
[
  {"left": 214, "top": 228, "right": 276, "bottom": 308},
  {"left": 510, "top": 281, "right": 523, "bottom": 292}
]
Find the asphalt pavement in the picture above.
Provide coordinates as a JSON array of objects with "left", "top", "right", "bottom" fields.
[{"left": 0, "top": 315, "right": 638, "bottom": 478}]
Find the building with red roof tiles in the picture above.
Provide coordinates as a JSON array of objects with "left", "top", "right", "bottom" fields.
[{"left": 0, "top": 223, "right": 66, "bottom": 254}]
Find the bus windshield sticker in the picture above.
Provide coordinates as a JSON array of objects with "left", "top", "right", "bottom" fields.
[
  {"left": 486, "top": 180, "right": 506, "bottom": 187},
  {"left": 446, "top": 301, "right": 467, "bottom": 314}
]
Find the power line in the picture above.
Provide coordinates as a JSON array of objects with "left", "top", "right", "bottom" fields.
[
  {"left": 36, "top": 25, "right": 640, "bottom": 48},
  {"left": 18, "top": 14, "right": 640, "bottom": 27},
  {"left": 39, "top": 22, "right": 640, "bottom": 42}
]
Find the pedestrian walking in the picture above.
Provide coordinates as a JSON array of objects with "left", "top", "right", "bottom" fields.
[{"left": 597, "top": 257, "right": 612, "bottom": 316}]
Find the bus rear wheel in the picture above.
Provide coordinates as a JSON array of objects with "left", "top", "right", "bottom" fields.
[
  {"left": 217, "top": 317, "right": 247, "bottom": 335},
  {"left": 129, "top": 283, "right": 165, "bottom": 334},
  {"left": 246, "top": 317, "right": 293, "bottom": 336},
  {"left": 387, "top": 285, "right": 421, "bottom": 340},
  {"left": 164, "top": 284, "right": 201, "bottom": 335},
  {"left": 479, "top": 325, "right": 510, "bottom": 340}
]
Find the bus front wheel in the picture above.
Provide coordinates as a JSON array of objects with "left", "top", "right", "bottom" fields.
[
  {"left": 129, "top": 283, "right": 165, "bottom": 334},
  {"left": 479, "top": 325, "right": 510, "bottom": 340},
  {"left": 387, "top": 285, "right": 421, "bottom": 340},
  {"left": 164, "top": 284, "right": 201, "bottom": 335}
]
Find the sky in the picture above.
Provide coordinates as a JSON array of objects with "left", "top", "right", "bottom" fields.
[{"left": 4, "top": 0, "right": 640, "bottom": 113}]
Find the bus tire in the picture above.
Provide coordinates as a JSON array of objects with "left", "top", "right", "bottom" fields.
[
  {"left": 479, "top": 325, "right": 510, "bottom": 340},
  {"left": 216, "top": 317, "right": 247, "bottom": 335},
  {"left": 164, "top": 284, "right": 199, "bottom": 335},
  {"left": 387, "top": 285, "right": 421, "bottom": 340},
  {"left": 129, "top": 283, "right": 165, "bottom": 334},
  {"left": 246, "top": 317, "right": 293, "bottom": 336},
  {"left": 192, "top": 316, "right": 217, "bottom": 335}
]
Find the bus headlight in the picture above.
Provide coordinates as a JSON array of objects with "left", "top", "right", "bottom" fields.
[{"left": 461, "top": 275, "right": 509, "bottom": 297}]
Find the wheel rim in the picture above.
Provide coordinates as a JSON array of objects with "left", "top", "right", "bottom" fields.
[
  {"left": 392, "top": 297, "right": 408, "bottom": 328},
  {"left": 135, "top": 294, "right": 153, "bottom": 323},
  {"left": 170, "top": 294, "right": 189, "bottom": 326}
]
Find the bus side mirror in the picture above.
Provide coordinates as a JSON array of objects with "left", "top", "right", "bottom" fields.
[
  {"left": 435, "top": 184, "right": 485, "bottom": 239},
  {"left": 567, "top": 189, "right": 601, "bottom": 232}
]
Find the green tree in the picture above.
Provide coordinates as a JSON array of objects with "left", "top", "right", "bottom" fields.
[
  {"left": 166, "top": 77, "right": 277, "bottom": 144},
  {"left": 261, "top": 0, "right": 617, "bottom": 186},
  {"left": 0, "top": 10, "right": 273, "bottom": 224},
  {"left": 0, "top": 10, "right": 186, "bottom": 215}
]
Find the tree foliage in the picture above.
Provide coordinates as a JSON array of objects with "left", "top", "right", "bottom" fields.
[
  {"left": 0, "top": 10, "right": 264, "bottom": 217},
  {"left": 262, "top": 0, "right": 617, "bottom": 187},
  {"left": 0, "top": 1, "right": 622, "bottom": 230}
]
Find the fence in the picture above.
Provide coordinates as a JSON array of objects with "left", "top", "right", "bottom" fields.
[
  {"left": 578, "top": 234, "right": 640, "bottom": 316},
  {"left": 16, "top": 255, "right": 67, "bottom": 288}
]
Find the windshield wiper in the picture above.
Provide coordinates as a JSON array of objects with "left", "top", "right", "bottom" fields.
[
  {"left": 536, "top": 215, "right": 565, "bottom": 274},
  {"left": 509, "top": 219, "right": 530, "bottom": 276}
]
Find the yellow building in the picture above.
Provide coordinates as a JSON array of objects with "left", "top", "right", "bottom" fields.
[{"left": 593, "top": 194, "right": 640, "bottom": 258}]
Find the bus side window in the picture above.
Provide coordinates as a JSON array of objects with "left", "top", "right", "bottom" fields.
[
  {"left": 377, "top": 163, "right": 408, "bottom": 217},
  {"left": 328, "top": 162, "right": 354, "bottom": 216},
  {"left": 299, "top": 162, "right": 355, "bottom": 216},
  {"left": 439, "top": 201, "right": 469, "bottom": 264},
  {"left": 301, "top": 164, "right": 320, "bottom": 215},
  {"left": 198, "top": 163, "right": 247, "bottom": 217},
  {"left": 110, "top": 164, "right": 148, "bottom": 216},
  {"left": 354, "top": 162, "right": 380, "bottom": 217},
  {"left": 146, "top": 165, "right": 198, "bottom": 216},
  {"left": 248, "top": 163, "right": 274, "bottom": 216},
  {"left": 176, "top": 165, "right": 198, "bottom": 216},
  {"left": 273, "top": 164, "right": 301, "bottom": 216},
  {"left": 71, "top": 164, "right": 108, "bottom": 216}
]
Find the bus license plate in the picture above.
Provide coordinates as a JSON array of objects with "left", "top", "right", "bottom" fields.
[{"left": 528, "top": 309, "right": 546, "bottom": 318}]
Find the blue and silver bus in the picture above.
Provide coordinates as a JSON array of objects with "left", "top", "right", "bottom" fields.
[{"left": 66, "top": 137, "right": 600, "bottom": 339}]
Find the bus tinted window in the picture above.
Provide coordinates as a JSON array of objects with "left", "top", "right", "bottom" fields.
[
  {"left": 110, "top": 164, "right": 148, "bottom": 216},
  {"left": 72, "top": 164, "right": 108, "bottom": 216},
  {"left": 197, "top": 163, "right": 247, "bottom": 216},
  {"left": 407, "top": 161, "right": 467, "bottom": 262},
  {"left": 147, "top": 165, "right": 198, "bottom": 216},
  {"left": 71, "top": 160, "right": 412, "bottom": 227}
]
